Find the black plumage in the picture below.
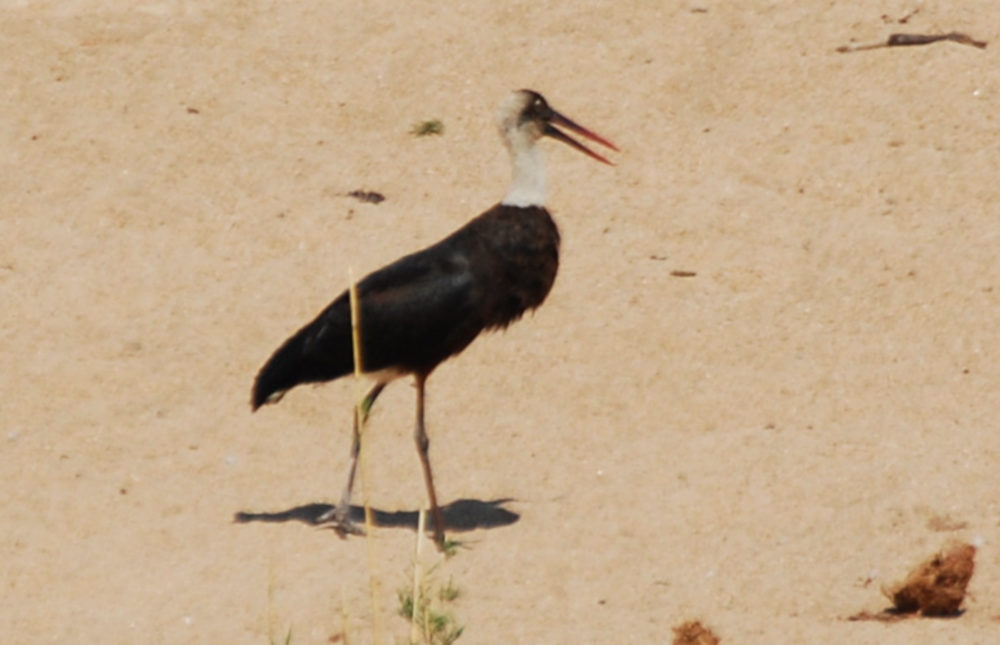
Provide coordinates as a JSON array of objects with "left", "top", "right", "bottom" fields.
[{"left": 251, "top": 205, "right": 559, "bottom": 409}]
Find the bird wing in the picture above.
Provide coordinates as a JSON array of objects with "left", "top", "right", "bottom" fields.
[
  {"left": 253, "top": 237, "right": 487, "bottom": 409},
  {"left": 304, "top": 244, "right": 485, "bottom": 374}
]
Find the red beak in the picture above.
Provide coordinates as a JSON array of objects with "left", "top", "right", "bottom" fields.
[{"left": 545, "top": 111, "right": 619, "bottom": 165}]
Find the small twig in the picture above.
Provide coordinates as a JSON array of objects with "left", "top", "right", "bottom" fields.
[
  {"left": 347, "top": 189, "right": 386, "bottom": 204},
  {"left": 889, "top": 32, "right": 987, "bottom": 48},
  {"left": 837, "top": 31, "right": 987, "bottom": 53}
]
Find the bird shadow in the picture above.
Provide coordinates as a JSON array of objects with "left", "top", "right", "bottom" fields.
[{"left": 234, "top": 498, "right": 519, "bottom": 536}]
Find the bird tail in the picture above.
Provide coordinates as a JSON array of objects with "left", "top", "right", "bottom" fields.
[
  {"left": 251, "top": 316, "right": 354, "bottom": 410},
  {"left": 252, "top": 332, "right": 306, "bottom": 410},
  {"left": 252, "top": 290, "right": 359, "bottom": 411}
]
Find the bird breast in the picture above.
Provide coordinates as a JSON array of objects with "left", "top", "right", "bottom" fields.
[{"left": 459, "top": 204, "right": 561, "bottom": 329}]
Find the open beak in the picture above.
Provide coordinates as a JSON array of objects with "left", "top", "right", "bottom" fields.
[{"left": 544, "top": 111, "right": 619, "bottom": 165}]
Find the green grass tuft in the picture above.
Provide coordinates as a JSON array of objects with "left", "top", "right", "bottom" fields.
[
  {"left": 410, "top": 119, "right": 444, "bottom": 136},
  {"left": 397, "top": 574, "right": 463, "bottom": 644}
]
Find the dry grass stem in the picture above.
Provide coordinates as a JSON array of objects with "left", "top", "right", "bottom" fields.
[
  {"left": 410, "top": 508, "right": 427, "bottom": 644},
  {"left": 349, "top": 269, "right": 384, "bottom": 644}
]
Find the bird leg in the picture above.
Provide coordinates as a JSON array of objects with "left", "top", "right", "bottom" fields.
[
  {"left": 414, "top": 374, "right": 447, "bottom": 549},
  {"left": 318, "top": 382, "right": 386, "bottom": 534}
]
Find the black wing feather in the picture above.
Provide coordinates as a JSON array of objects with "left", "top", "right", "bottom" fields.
[
  {"left": 252, "top": 243, "right": 484, "bottom": 409},
  {"left": 252, "top": 203, "right": 559, "bottom": 410}
]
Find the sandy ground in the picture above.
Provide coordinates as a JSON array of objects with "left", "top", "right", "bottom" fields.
[{"left": 4, "top": 1, "right": 1000, "bottom": 643}]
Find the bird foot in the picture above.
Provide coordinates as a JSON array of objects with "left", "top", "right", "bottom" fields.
[
  {"left": 316, "top": 505, "right": 365, "bottom": 538},
  {"left": 330, "top": 519, "right": 366, "bottom": 539}
]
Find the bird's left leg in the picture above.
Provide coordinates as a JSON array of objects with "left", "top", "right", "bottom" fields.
[
  {"left": 319, "top": 382, "right": 386, "bottom": 533},
  {"left": 414, "top": 374, "right": 447, "bottom": 549}
]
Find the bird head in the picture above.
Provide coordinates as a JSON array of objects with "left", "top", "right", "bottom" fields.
[{"left": 496, "top": 89, "right": 618, "bottom": 164}]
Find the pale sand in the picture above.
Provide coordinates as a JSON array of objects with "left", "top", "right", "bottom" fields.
[{"left": 3, "top": 1, "right": 1000, "bottom": 642}]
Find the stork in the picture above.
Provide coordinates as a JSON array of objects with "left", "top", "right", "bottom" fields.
[{"left": 252, "top": 89, "right": 617, "bottom": 549}]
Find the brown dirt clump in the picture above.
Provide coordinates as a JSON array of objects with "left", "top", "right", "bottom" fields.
[
  {"left": 672, "top": 620, "right": 721, "bottom": 645},
  {"left": 886, "top": 542, "right": 976, "bottom": 616}
]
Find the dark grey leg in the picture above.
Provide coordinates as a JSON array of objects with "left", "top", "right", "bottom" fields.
[
  {"left": 414, "top": 374, "right": 447, "bottom": 549},
  {"left": 318, "top": 382, "right": 386, "bottom": 531}
]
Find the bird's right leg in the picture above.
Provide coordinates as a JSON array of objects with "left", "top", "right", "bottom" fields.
[{"left": 319, "top": 382, "right": 386, "bottom": 533}]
